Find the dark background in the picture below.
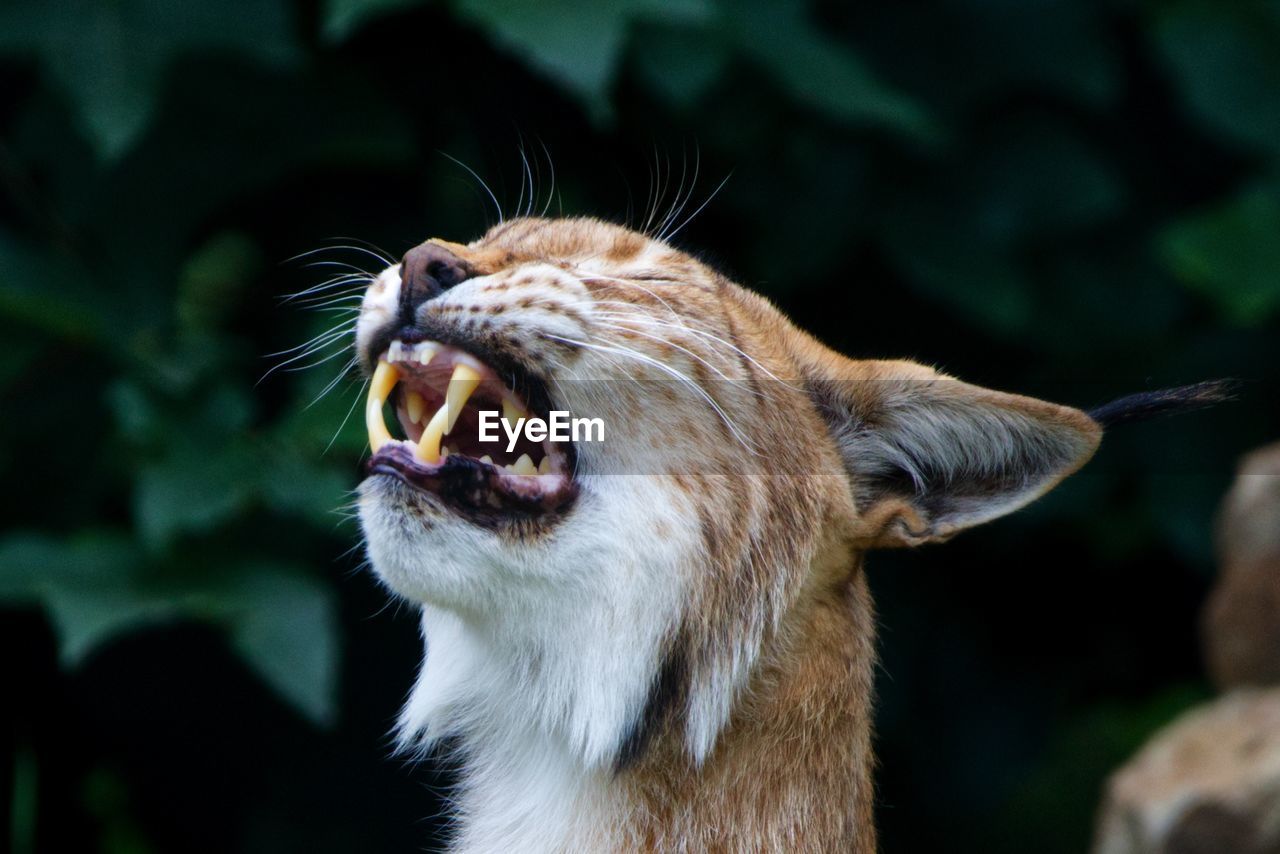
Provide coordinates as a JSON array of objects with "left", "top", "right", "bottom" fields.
[{"left": 3, "top": 1, "right": 1279, "bottom": 851}]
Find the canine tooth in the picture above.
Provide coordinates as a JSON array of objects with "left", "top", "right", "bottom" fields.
[
  {"left": 445, "top": 363, "right": 482, "bottom": 433},
  {"left": 502, "top": 397, "right": 526, "bottom": 424},
  {"left": 366, "top": 400, "right": 392, "bottom": 452},
  {"left": 370, "top": 360, "right": 399, "bottom": 401},
  {"left": 415, "top": 405, "right": 448, "bottom": 463},
  {"left": 479, "top": 455, "right": 493, "bottom": 465},
  {"left": 366, "top": 362, "right": 399, "bottom": 452},
  {"left": 406, "top": 391, "right": 426, "bottom": 424},
  {"left": 388, "top": 341, "right": 404, "bottom": 362},
  {"left": 538, "top": 456, "right": 551, "bottom": 474},
  {"left": 512, "top": 453, "right": 537, "bottom": 476}
]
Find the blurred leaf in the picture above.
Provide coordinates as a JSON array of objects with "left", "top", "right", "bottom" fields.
[
  {"left": 881, "top": 123, "right": 1122, "bottom": 335},
  {"left": 0, "top": 233, "right": 108, "bottom": 343},
  {"left": 83, "top": 768, "right": 154, "bottom": 854},
  {"left": 44, "top": 588, "right": 181, "bottom": 665},
  {"left": 260, "top": 449, "right": 354, "bottom": 527},
  {"left": 950, "top": 0, "right": 1119, "bottom": 108},
  {"left": 220, "top": 566, "right": 340, "bottom": 726},
  {"left": 0, "top": 0, "right": 300, "bottom": 158},
  {"left": 85, "top": 61, "right": 415, "bottom": 286},
  {"left": 135, "top": 439, "right": 259, "bottom": 550},
  {"left": 0, "top": 532, "right": 339, "bottom": 722},
  {"left": 881, "top": 214, "right": 1034, "bottom": 334},
  {"left": 177, "top": 233, "right": 262, "bottom": 332},
  {"left": 629, "top": 22, "right": 729, "bottom": 107},
  {"left": 0, "top": 531, "right": 137, "bottom": 601},
  {"left": 324, "top": 0, "right": 423, "bottom": 41},
  {"left": 454, "top": 0, "right": 709, "bottom": 117},
  {"left": 724, "top": 0, "right": 936, "bottom": 142},
  {"left": 0, "top": 532, "right": 172, "bottom": 663},
  {"left": 964, "top": 127, "right": 1123, "bottom": 243},
  {"left": 1155, "top": 0, "right": 1280, "bottom": 154},
  {"left": 106, "top": 380, "right": 166, "bottom": 446},
  {"left": 1159, "top": 185, "right": 1280, "bottom": 325}
]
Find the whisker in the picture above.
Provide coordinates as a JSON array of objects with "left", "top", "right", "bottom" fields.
[
  {"left": 590, "top": 312, "right": 801, "bottom": 389},
  {"left": 537, "top": 138, "right": 558, "bottom": 218},
  {"left": 545, "top": 333, "right": 758, "bottom": 453},
  {"left": 656, "top": 144, "right": 694, "bottom": 241},
  {"left": 264, "top": 317, "right": 355, "bottom": 358},
  {"left": 285, "top": 243, "right": 391, "bottom": 268},
  {"left": 439, "top": 151, "right": 504, "bottom": 225},
  {"left": 664, "top": 170, "right": 731, "bottom": 243},
  {"left": 327, "top": 375, "right": 370, "bottom": 454},
  {"left": 259, "top": 325, "right": 355, "bottom": 383},
  {"left": 307, "top": 355, "right": 359, "bottom": 409},
  {"left": 594, "top": 320, "right": 746, "bottom": 387}
]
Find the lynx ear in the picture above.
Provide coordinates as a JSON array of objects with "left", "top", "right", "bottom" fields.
[{"left": 806, "top": 359, "right": 1102, "bottom": 547}]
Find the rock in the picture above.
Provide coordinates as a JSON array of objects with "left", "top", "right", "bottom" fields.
[
  {"left": 1203, "top": 441, "right": 1280, "bottom": 689},
  {"left": 1093, "top": 687, "right": 1280, "bottom": 854}
]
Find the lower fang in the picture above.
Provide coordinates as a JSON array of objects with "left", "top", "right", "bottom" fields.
[
  {"left": 406, "top": 391, "right": 426, "bottom": 424},
  {"left": 415, "top": 406, "right": 448, "bottom": 463}
]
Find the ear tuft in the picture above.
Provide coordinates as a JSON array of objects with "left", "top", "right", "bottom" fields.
[
  {"left": 1087, "top": 379, "right": 1239, "bottom": 428},
  {"left": 808, "top": 360, "right": 1101, "bottom": 547}
]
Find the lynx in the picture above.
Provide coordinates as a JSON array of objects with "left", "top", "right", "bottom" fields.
[{"left": 353, "top": 216, "right": 1224, "bottom": 852}]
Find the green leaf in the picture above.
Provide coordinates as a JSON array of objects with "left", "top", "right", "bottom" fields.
[
  {"left": 723, "top": 0, "right": 936, "bottom": 142},
  {"left": 259, "top": 448, "right": 355, "bottom": 527},
  {"left": 0, "top": 532, "right": 174, "bottom": 664},
  {"left": 629, "top": 22, "right": 729, "bottom": 107},
  {"left": 0, "top": 533, "right": 340, "bottom": 724},
  {"left": 1159, "top": 185, "right": 1280, "bottom": 325},
  {"left": 882, "top": 216, "right": 1034, "bottom": 334},
  {"left": 454, "top": 0, "right": 709, "bottom": 117},
  {"left": 0, "top": 531, "right": 138, "bottom": 601},
  {"left": 879, "top": 123, "right": 1122, "bottom": 335},
  {"left": 135, "top": 440, "right": 260, "bottom": 550},
  {"left": 44, "top": 588, "right": 180, "bottom": 665},
  {"left": 0, "top": 233, "right": 108, "bottom": 343},
  {"left": 964, "top": 127, "right": 1123, "bottom": 243},
  {"left": 324, "top": 0, "right": 425, "bottom": 42},
  {"left": 0, "top": 0, "right": 300, "bottom": 158},
  {"left": 220, "top": 566, "right": 340, "bottom": 726},
  {"left": 1154, "top": 1, "right": 1280, "bottom": 155},
  {"left": 177, "top": 233, "right": 262, "bottom": 332}
]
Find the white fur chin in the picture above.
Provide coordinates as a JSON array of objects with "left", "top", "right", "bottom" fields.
[{"left": 361, "top": 475, "right": 704, "bottom": 848}]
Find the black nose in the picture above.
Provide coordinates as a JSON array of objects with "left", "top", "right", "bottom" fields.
[{"left": 399, "top": 241, "right": 474, "bottom": 324}]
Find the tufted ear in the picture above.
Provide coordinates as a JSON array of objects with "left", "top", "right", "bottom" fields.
[{"left": 805, "top": 358, "right": 1102, "bottom": 548}]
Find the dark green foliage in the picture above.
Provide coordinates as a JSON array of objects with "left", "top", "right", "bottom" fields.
[{"left": 1, "top": 1, "right": 1277, "bottom": 851}]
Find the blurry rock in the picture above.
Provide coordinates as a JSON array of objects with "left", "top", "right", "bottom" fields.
[
  {"left": 1204, "top": 441, "right": 1280, "bottom": 689},
  {"left": 1093, "top": 687, "right": 1280, "bottom": 854}
]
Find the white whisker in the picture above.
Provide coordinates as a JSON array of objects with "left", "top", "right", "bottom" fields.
[{"left": 545, "top": 333, "right": 758, "bottom": 453}]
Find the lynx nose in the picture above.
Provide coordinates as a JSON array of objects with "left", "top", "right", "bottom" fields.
[{"left": 399, "top": 240, "right": 474, "bottom": 323}]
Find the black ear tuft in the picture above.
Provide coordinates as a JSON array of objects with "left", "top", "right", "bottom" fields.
[{"left": 1087, "top": 380, "right": 1240, "bottom": 428}]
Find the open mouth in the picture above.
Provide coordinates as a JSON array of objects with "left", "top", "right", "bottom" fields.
[{"left": 364, "top": 339, "right": 578, "bottom": 518}]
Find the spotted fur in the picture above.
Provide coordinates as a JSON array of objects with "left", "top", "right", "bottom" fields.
[{"left": 354, "top": 217, "right": 1105, "bottom": 852}]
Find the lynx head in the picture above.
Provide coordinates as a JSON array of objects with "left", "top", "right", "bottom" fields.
[{"left": 353, "top": 216, "right": 1102, "bottom": 768}]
